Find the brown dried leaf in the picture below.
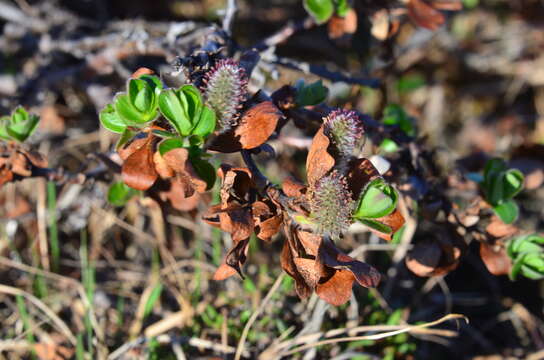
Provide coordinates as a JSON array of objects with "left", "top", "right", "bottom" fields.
[
  {"left": 282, "top": 178, "right": 307, "bottom": 198},
  {"left": 218, "top": 205, "right": 254, "bottom": 241},
  {"left": 306, "top": 126, "right": 335, "bottom": 187},
  {"left": 346, "top": 157, "right": 381, "bottom": 200},
  {"left": 153, "top": 151, "right": 175, "bottom": 179},
  {"left": 0, "top": 167, "right": 14, "bottom": 187},
  {"left": 432, "top": 0, "right": 463, "bottom": 10},
  {"left": 405, "top": 240, "right": 442, "bottom": 277},
  {"left": 280, "top": 240, "right": 312, "bottom": 299},
  {"left": 316, "top": 270, "right": 354, "bottom": 306},
  {"left": 480, "top": 242, "right": 512, "bottom": 276},
  {"left": 159, "top": 176, "right": 200, "bottom": 211},
  {"left": 10, "top": 152, "right": 31, "bottom": 176},
  {"left": 252, "top": 201, "right": 282, "bottom": 241},
  {"left": 118, "top": 135, "right": 150, "bottom": 161},
  {"left": 24, "top": 150, "right": 48, "bottom": 168},
  {"left": 371, "top": 208, "right": 406, "bottom": 241},
  {"left": 131, "top": 67, "right": 155, "bottom": 78},
  {"left": 293, "top": 257, "right": 321, "bottom": 289},
  {"left": 486, "top": 216, "right": 519, "bottom": 238},
  {"left": 122, "top": 137, "right": 158, "bottom": 191},
  {"left": 407, "top": 0, "right": 445, "bottom": 30},
  {"left": 208, "top": 101, "right": 282, "bottom": 153},
  {"left": 320, "top": 241, "right": 381, "bottom": 288},
  {"left": 163, "top": 148, "right": 207, "bottom": 193},
  {"left": 213, "top": 263, "right": 238, "bottom": 280}
]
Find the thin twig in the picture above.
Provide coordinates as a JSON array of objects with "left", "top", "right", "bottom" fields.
[
  {"left": 254, "top": 17, "right": 316, "bottom": 51},
  {"left": 222, "top": 0, "right": 237, "bottom": 33},
  {"left": 234, "top": 273, "right": 286, "bottom": 360}
]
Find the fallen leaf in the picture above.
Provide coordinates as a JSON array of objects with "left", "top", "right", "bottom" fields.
[{"left": 407, "top": 0, "right": 445, "bottom": 30}]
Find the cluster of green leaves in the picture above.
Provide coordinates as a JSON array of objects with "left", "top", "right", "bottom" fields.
[
  {"left": 479, "top": 158, "right": 524, "bottom": 224},
  {"left": 303, "top": 0, "right": 350, "bottom": 24},
  {"left": 294, "top": 79, "right": 329, "bottom": 107},
  {"left": 0, "top": 106, "right": 40, "bottom": 142},
  {"left": 353, "top": 178, "right": 399, "bottom": 235},
  {"left": 507, "top": 234, "right": 544, "bottom": 280},
  {"left": 379, "top": 104, "right": 416, "bottom": 153},
  {"left": 100, "top": 75, "right": 216, "bottom": 142}
]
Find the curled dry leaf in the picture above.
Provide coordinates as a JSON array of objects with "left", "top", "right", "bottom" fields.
[
  {"left": 0, "top": 142, "right": 48, "bottom": 187},
  {"left": 406, "top": 223, "right": 465, "bottom": 277},
  {"left": 252, "top": 200, "right": 282, "bottom": 241},
  {"left": 486, "top": 216, "right": 519, "bottom": 238},
  {"left": 121, "top": 135, "right": 158, "bottom": 191},
  {"left": 131, "top": 67, "right": 154, "bottom": 78},
  {"left": 163, "top": 148, "right": 207, "bottom": 194},
  {"left": 208, "top": 101, "right": 282, "bottom": 153},
  {"left": 407, "top": 0, "right": 445, "bottom": 30},
  {"left": 480, "top": 242, "right": 512, "bottom": 276},
  {"left": 306, "top": 126, "right": 335, "bottom": 187},
  {"left": 346, "top": 157, "right": 381, "bottom": 200}
]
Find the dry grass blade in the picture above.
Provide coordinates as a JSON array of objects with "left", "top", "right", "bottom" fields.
[
  {"left": 0, "top": 284, "right": 77, "bottom": 346},
  {"left": 234, "top": 273, "right": 286, "bottom": 360},
  {"left": 267, "top": 313, "right": 467, "bottom": 358}
]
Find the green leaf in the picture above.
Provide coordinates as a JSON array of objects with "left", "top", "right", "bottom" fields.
[
  {"left": 493, "top": 199, "right": 519, "bottom": 224},
  {"left": 509, "top": 253, "right": 526, "bottom": 280},
  {"left": 192, "top": 105, "right": 216, "bottom": 138},
  {"left": 335, "top": 0, "right": 350, "bottom": 17},
  {"left": 129, "top": 78, "right": 154, "bottom": 112},
  {"left": 99, "top": 104, "right": 126, "bottom": 133},
  {"left": 143, "top": 282, "right": 163, "bottom": 319},
  {"left": 357, "top": 218, "right": 393, "bottom": 234},
  {"left": 0, "top": 116, "right": 12, "bottom": 141},
  {"left": 6, "top": 106, "right": 40, "bottom": 142},
  {"left": 158, "top": 138, "right": 184, "bottom": 156},
  {"left": 483, "top": 158, "right": 507, "bottom": 186},
  {"left": 115, "top": 94, "right": 156, "bottom": 126},
  {"left": 107, "top": 182, "right": 139, "bottom": 207},
  {"left": 396, "top": 73, "right": 425, "bottom": 94},
  {"left": 503, "top": 169, "right": 524, "bottom": 199},
  {"left": 303, "top": 0, "right": 334, "bottom": 24},
  {"left": 181, "top": 85, "right": 203, "bottom": 122},
  {"left": 382, "top": 104, "right": 415, "bottom": 136},
  {"left": 295, "top": 80, "right": 329, "bottom": 107},
  {"left": 354, "top": 179, "right": 398, "bottom": 219},
  {"left": 158, "top": 88, "right": 191, "bottom": 136},
  {"left": 191, "top": 157, "right": 216, "bottom": 191},
  {"left": 379, "top": 138, "right": 399, "bottom": 153}
]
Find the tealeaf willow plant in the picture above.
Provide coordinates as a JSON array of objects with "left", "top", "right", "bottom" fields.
[
  {"left": 93, "top": 56, "right": 404, "bottom": 306},
  {"left": 0, "top": 107, "right": 48, "bottom": 187}
]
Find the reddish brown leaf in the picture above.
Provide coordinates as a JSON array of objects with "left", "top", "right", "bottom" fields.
[
  {"left": 208, "top": 101, "right": 282, "bottom": 153},
  {"left": 0, "top": 167, "right": 14, "bottom": 187},
  {"left": 293, "top": 257, "right": 321, "bottom": 289},
  {"left": 432, "top": 0, "right": 463, "bottom": 10},
  {"left": 282, "top": 178, "right": 307, "bottom": 198},
  {"left": 122, "top": 137, "right": 158, "bottom": 191},
  {"left": 118, "top": 135, "right": 150, "bottom": 161},
  {"left": 328, "top": 9, "right": 358, "bottom": 46},
  {"left": 131, "top": 67, "right": 155, "bottom": 78},
  {"left": 159, "top": 176, "right": 200, "bottom": 211},
  {"left": 306, "top": 126, "right": 335, "bottom": 187},
  {"left": 252, "top": 201, "right": 282, "bottom": 241},
  {"left": 316, "top": 270, "right": 355, "bottom": 306},
  {"left": 219, "top": 206, "right": 254, "bottom": 241},
  {"left": 280, "top": 240, "right": 312, "bottom": 299},
  {"left": 153, "top": 151, "right": 175, "bottom": 179},
  {"left": 319, "top": 241, "right": 381, "bottom": 288},
  {"left": 407, "top": 0, "right": 445, "bottom": 30},
  {"left": 486, "top": 216, "right": 519, "bottom": 238},
  {"left": 213, "top": 263, "right": 238, "bottom": 280},
  {"left": 480, "top": 242, "right": 512, "bottom": 276},
  {"left": 25, "top": 150, "right": 48, "bottom": 168},
  {"left": 405, "top": 240, "right": 442, "bottom": 277},
  {"left": 11, "top": 152, "right": 32, "bottom": 177},
  {"left": 371, "top": 208, "right": 406, "bottom": 241},
  {"left": 163, "top": 148, "right": 207, "bottom": 194}
]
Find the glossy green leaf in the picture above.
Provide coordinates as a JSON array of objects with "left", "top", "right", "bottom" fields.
[
  {"left": 158, "top": 138, "right": 184, "bottom": 156},
  {"left": 0, "top": 116, "right": 12, "bottom": 141},
  {"left": 191, "top": 157, "right": 216, "bottom": 191},
  {"left": 335, "top": 0, "right": 350, "bottom": 17},
  {"left": 380, "top": 138, "right": 399, "bottom": 153},
  {"left": 354, "top": 179, "right": 398, "bottom": 219},
  {"left": 181, "top": 85, "right": 203, "bottom": 122},
  {"left": 357, "top": 218, "right": 393, "bottom": 234},
  {"left": 503, "top": 169, "right": 524, "bottom": 199},
  {"left": 295, "top": 80, "right": 329, "bottom": 107},
  {"left": 192, "top": 105, "right": 216, "bottom": 138},
  {"left": 158, "top": 88, "right": 191, "bottom": 136},
  {"left": 115, "top": 94, "right": 156, "bottom": 126},
  {"left": 99, "top": 104, "right": 126, "bottom": 133},
  {"left": 6, "top": 106, "right": 40, "bottom": 142},
  {"left": 493, "top": 199, "right": 519, "bottom": 224},
  {"left": 483, "top": 158, "right": 506, "bottom": 185},
  {"left": 107, "top": 181, "right": 139, "bottom": 207},
  {"left": 129, "top": 78, "right": 154, "bottom": 112},
  {"left": 303, "top": 0, "right": 334, "bottom": 24},
  {"left": 382, "top": 104, "right": 415, "bottom": 136}
]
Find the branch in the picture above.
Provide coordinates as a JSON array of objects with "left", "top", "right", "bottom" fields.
[{"left": 254, "top": 17, "right": 316, "bottom": 51}]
